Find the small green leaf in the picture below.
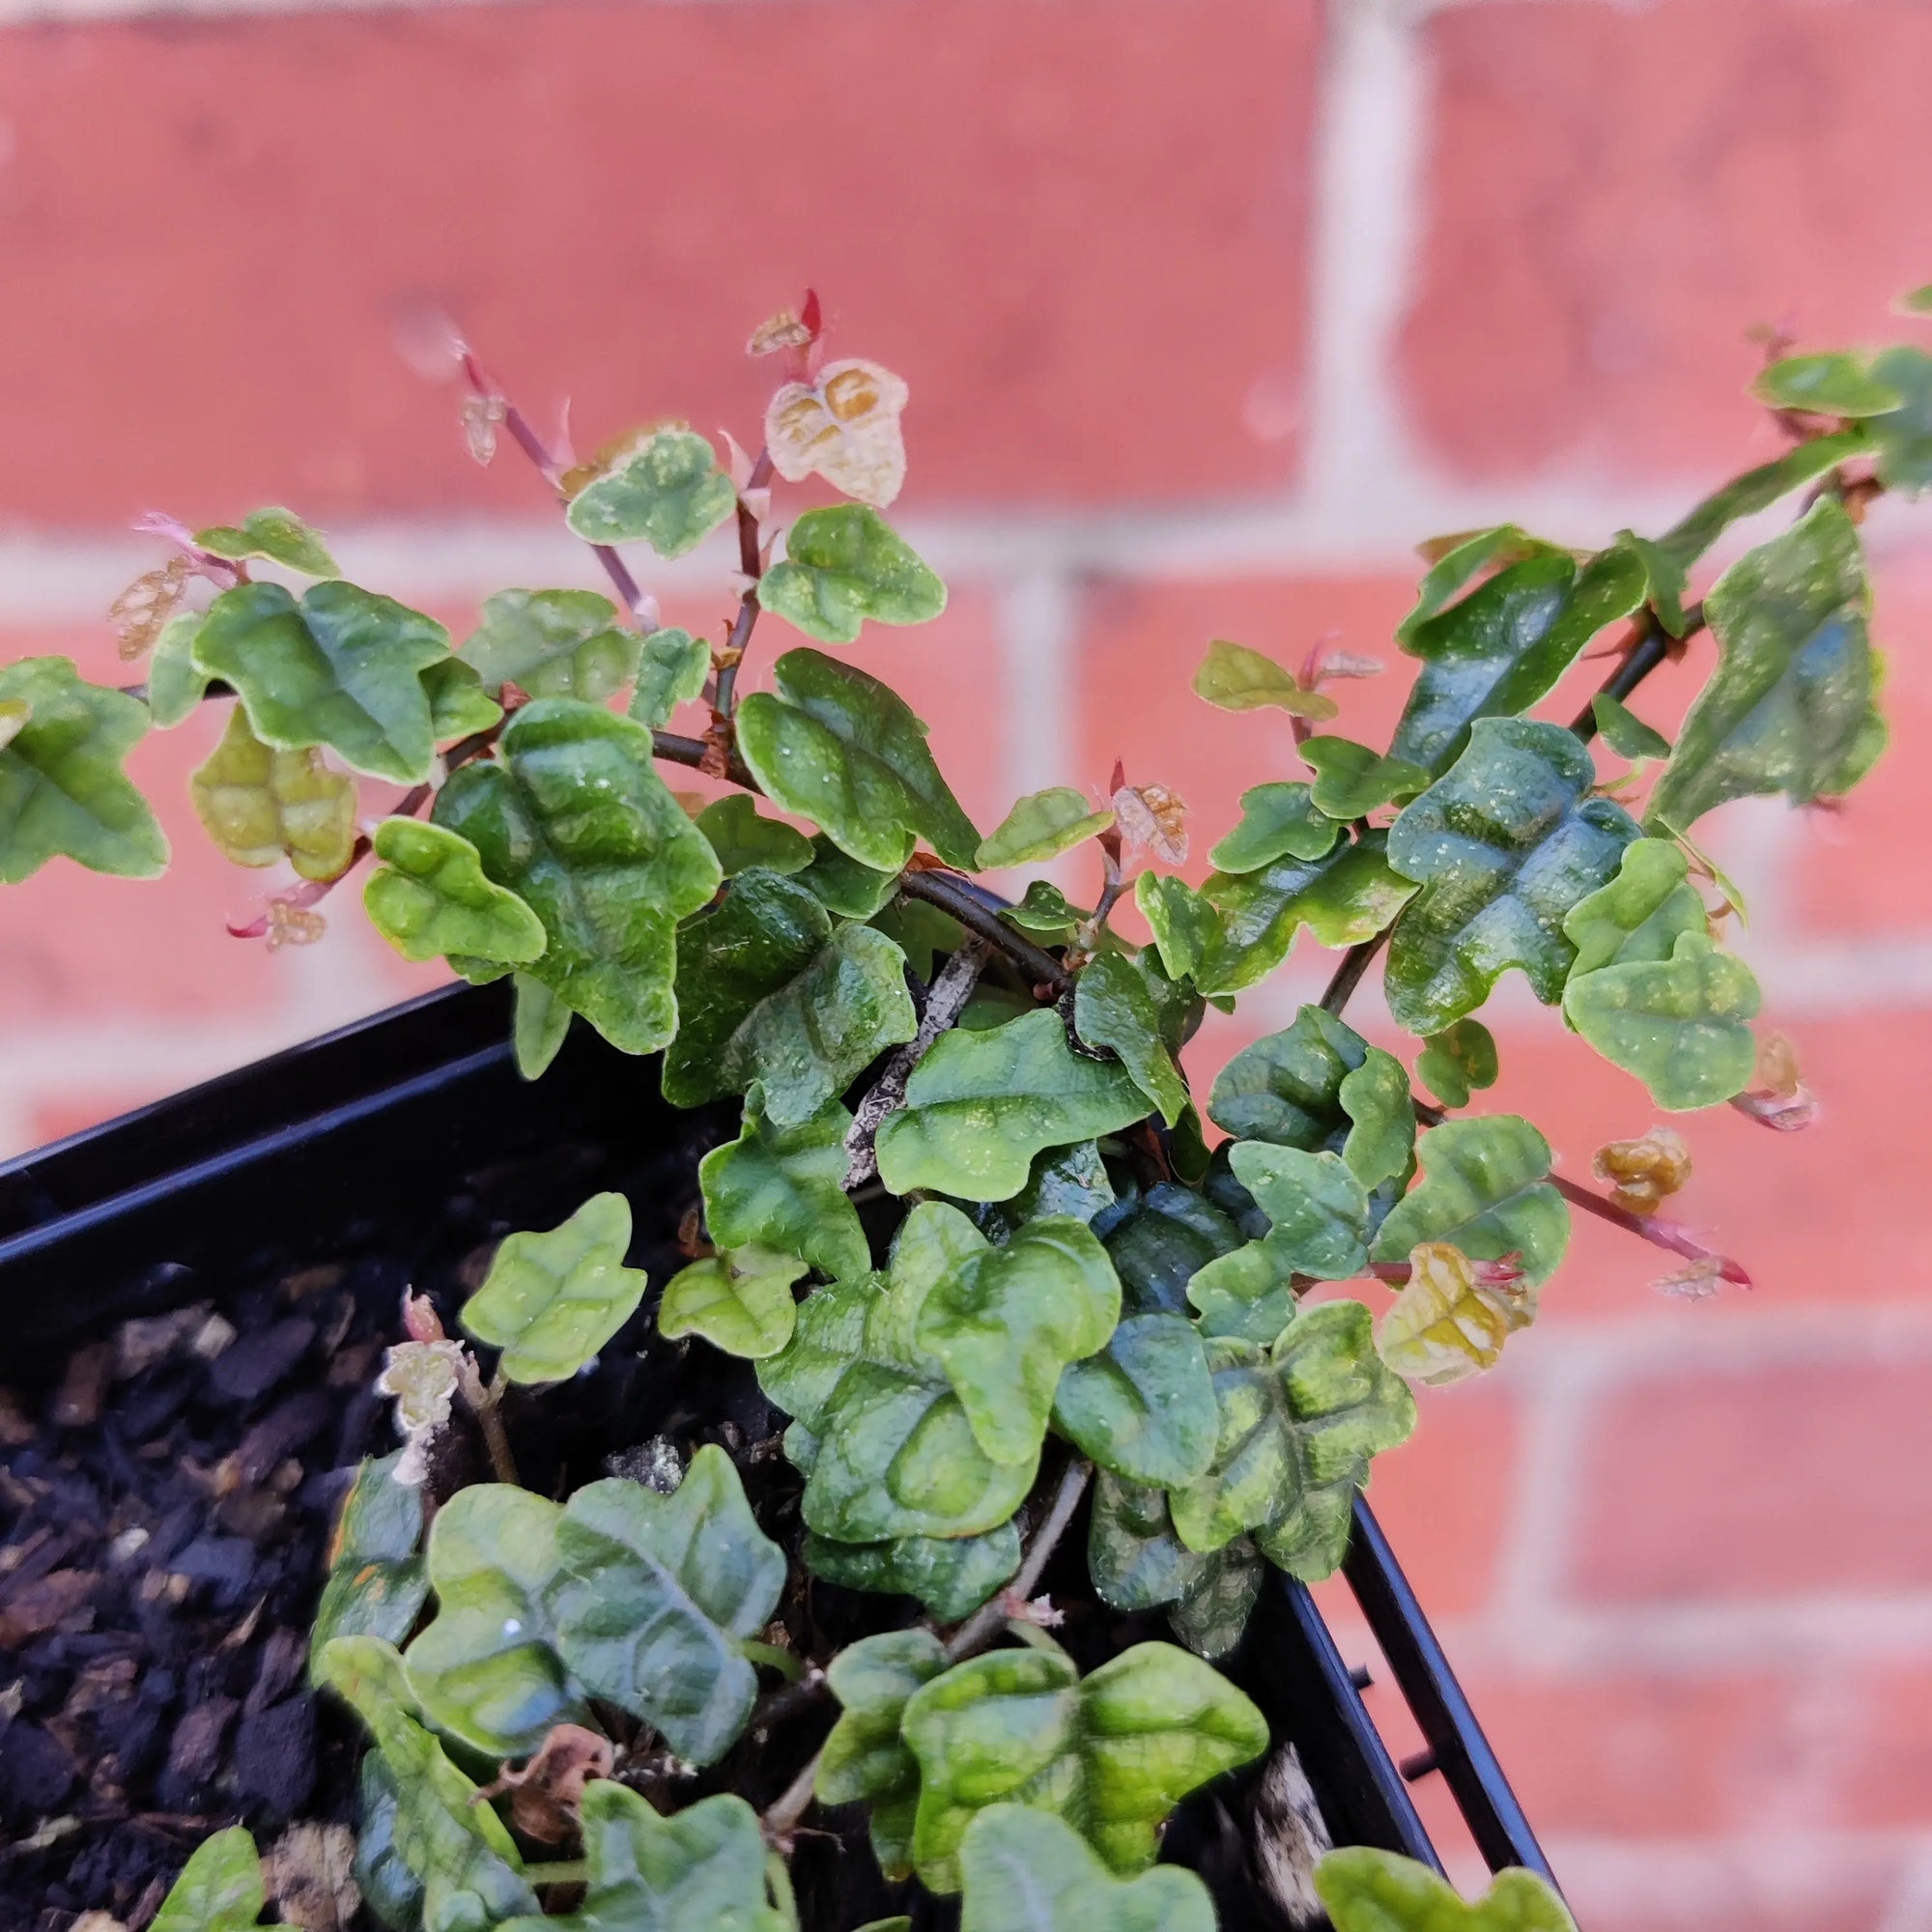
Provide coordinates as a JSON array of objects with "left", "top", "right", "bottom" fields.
[
  {"left": 1208, "top": 781, "right": 1340, "bottom": 873},
  {"left": 1228, "top": 1143, "right": 1371, "bottom": 1280},
  {"left": 1199, "top": 831, "right": 1418, "bottom": 996},
  {"left": 1564, "top": 930, "right": 1760, "bottom": 1109},
  {"left": 1103, "top": 1181, "right": 1245, "bottom": 1316},
  {"left": 0, "top": 658, "right": 167, "bottom": 881},
  {"left": 659, "top": 1245, "right": 807, "bottom": 1359},
  {"left": 1004, "top": 878, "right": 1092, "bottom": 940},
  {"left": 816, "top": 1629, "right": 950, "bottom": 1880},
  {"left": 1207, "top": 1005, "right": 1375, "bottom": 1150},
  {"left": 1384, "top": 718, "right": 1640, "bottom": 1036},
  {"left": 1647, "top": 497, "right": 1886, "bottom": 832},
  {"left": 737, "top": 648, "right": 980, "bottom": 871},
  {"left": 153, "top": 1826, "right": 264, "bottom": 1932},
  {"left": 974, "top": 1140, "right": 1118, "bottom": 1243},
  {"left": 875, "top": 1009, "right": 1149, "bottom": 1202},
  {"left": 959, "top": 1804, "right": 1218, "bottom": 1932},
  {"left": 1074, "top": 952, "right": 1189, "bottom": 1126},
  {"left": 353, "top": 1753, "right": 426, "bottom": 1931},
  {"left": 1614, "top": 527, "right": 1693, "bottom": 639},
  {"left": 756, "top": 1271, "right": 883, "bottom": 1435},
  {"left": 190, "top": 704, "right": 357, "bottom": 882},
  {"left": 192, "top": 580, "right": 448, "bottom": 783},
  {"left": 1167, "top": 1533, "right": 1265, "bottom": 1661},
  {"left": 805, "top": 1520, "right": 1021, "bottom": 1623},
  {"left": 1898, "top": 284, "right": 1932, "bottom": 315},
  {"left": 1340, "top": 1049, "right": 1416, "bottom": 1191},
  {"left": 1560, "top": 837, "right": 1707, "bottom": 977},
  {"left": 1087, "top": 1474, "right": 1215, "bottom": 1612},
  {"left": 461, "top": 1191, "right": 648, "bottom": 1383},
  {"left": 565, "top": 428, "right": 737, "bottom": 557},
  {"left": 628, "top": 626, "right": 712, "bottom": 729},
  {"left": 195, "top": 505, "right": 338, "bottom": 577},
  {"left": 1396, "top": 526, "right": 1567, "bottom": 643},
  {"left": 434, "top": 698, "right": 723, "bottom": 1054},
  {"left": 1753, "top": 352, "right": 1903, "bottom": 417},
  {"left": 1052, "top": 1310, "right": 1218, "bottom": 1487},
  {"left": 665, "top": 867, "right": 918, "bottom": 1123},
  {"left": 1867, "top": 344, "right": 1932, "bottom": 493},
  {"left": 1299, "top": 737, "right": 1430, "bottom": 820},
  {"left": 700, "top": 1085, "right": 870, "bottom": 1282},
  {"left": 420, "top": 656, "right": 503, "bottom": 739},
  {"left": 549, "top": 1447, "right": 787, "bottom": 1765},
  {"left": 1370, "top": 1114, "right": 1568, "bottom": 1288},
  {"left": 1414, "top": 1019, "right": 1498, "bottom": 1111},
  {"left": 797, "top": 834, "right": 902, "bottom": 919},
  {"left": 503, "top": 1785, "right": 789, "bottom": 1932},
  {"left": 696, "top": 793, "right": 814, "bottom": 876},
  {"left": 1184, "top": 1240, "right": 1297, "bottom": 1348},
  {"left": 902, "top": 1641, "right": 1268, "bottom": 1889},
  {"left": 513, "top": 973, "right": 571, "bottom": 1080},
  {"left": 1391, "top": 545, "right": 1647, "bottom": 773},
  {"left": 1191, "top": 638, "right": 1338, "bottom": 719},
  {"left": 364, "top": 817, "right": 547, "bottom": 966},
  {"left": 458, "top": 588, "right": 640, "bottom": 701},
  {"left": 979, "top": 786, "right": 1115, "bottom": 867},
  {"left": 1590, "top": 693, "right": 1672, "bottom": 761},
  {"left": 760, "top": 504, "right": 947, "bottom": 644},
  {"left": 1314, "top": 1847, "right": 1577, "bottom": 1932},
  {"left": 148, "top": 613, "right": 214, "bottom": 727},
  {"left": 1650, "top": 430, "right": 1867, "bottom": 575},
  {"left": 1133, "top": 870, "right": 1223, "bottom": 981},
  {"left": 309, "top": 1452, "right": 427, "bottom": 1686}
]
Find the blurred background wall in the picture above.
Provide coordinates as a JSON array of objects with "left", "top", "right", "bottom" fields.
[{"left": 2, "top": 0, "right": 1929, "bottom": 1924}]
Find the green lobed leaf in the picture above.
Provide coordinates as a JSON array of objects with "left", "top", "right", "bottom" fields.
[
  {"left": 462, "top": 1191, "right": 648, "bottom": 1384},
  {"left": 797, "top": 834, "right": 902, "bottom": 919},
  {"left": 1208, "top": 1005, "right": 1372, "bottom": 1149},
  {"left": 659, "top": 1245, "right": 807, "bottom": 1359},
  {"left": 805, "top": 1520, "right": 1021, "bottom": 1623},
  {"left": 1560, "top": 836, "right": 1707, "bottom": 977},
  {"left": 664, "top": 867, "right": 918, "bottom": 1123},
  {"left": 1228, "top": 1143, "right": 1371, "bottom": 1281},
  {"left": 1564, "top": 930, "right": 1760, "bottom": 1109},
  {"left": 0, "top": 657, "right": 168, "bottom": 881},
  {"left": 148, "top": 613, "right": 214, "bottom": 727},
  {"left": 958, "top": 1804, "right": 1218, "bottom": 1932},
  {"left": 1646, "top": 497, "right": 1886, "bottom": 832},
  {"left": 973, "top": 1139, "right": 1118, "bottom": 1244},
  {"left": 1384, "top": 718, "right": 1639, "bottom": 1036},
  {"left": 1370, "top": 1114, "right": 1568, "bottom": 1289},
  {"left": 308, "top": 1452, "right": 427, "bottom": 1686},
  {"left": 1590, "top": 694, "right": 1672, "bottom": 761},
  {"left": 901, "top": 1639, "right": 1268, "bottom": 1889},
  {"left": 1052, "top": 1310, "right": 1218, "bottom": 1487},
  {"left": 195, "top": 505, "right": 338, "bottom": 577},
  {"left": 1102, "top": 1180, "right": 1246, "bottom": 1316},
  {"left": 699, "top": 1085, "right": 870, "bottom": 1282},
  {"left": 696, "top": 793, "right": 814, "bottom": 876},
  {"left": 190, "top": 704, "right": 358, "bottom": 882},
  {"left": 629, "top": 627, "right": 712, "bottom": 729},
  {"left": 1314, "top": 1847, "right": 1577, "bottom": 1932},
  {"left": 1753, "top": 352, "right": 1903, "bottom": 417},
  {"left": 875, "top": 1009, "right": 1150, "bottom": 1202},
  {"left": 434, "top": 698, "right": 723, "bottom": 1054},
  {"left": 1867, "top": 344, "right": 1932, "bottom": 493},
  {"left": 352, "top": 1752, "right": 425, "bottom": 1932},
  {"left": 502, "top": 1784, "right": 789, "bottom": 1932},
  {"left": 760, "top": 503, "right": 947, "bottom": 644},
  {"left": 1614, "top": 527, "right": 1694, "bottom": 639},
  {"left": 1396, "top": 526, "right": 1568, "bottom": 643},
  {"left": 458, "top": 588, "right": 639, "bottom": 701},
  {"left": 815, "top": 1628, "right": 950, "bottom": 1881},
  {"left": 1184, "top": 1240, "right": 1298, "bottom": 1349},
  {"left": 1191, "top": 638, "right": 1338, "bottom": 719},
  {"left": 737, "top": 648, "right": 980, "bottom": 871},
  {"left": 1133, "top": 870, "right": 1223, "bottom": 982},
  {"left": 420, "top": 655, "right": 503, "bottom": 740},
  {"left": 513, "top": 973, "right": 571, "bottom": 1079},
  {"left": 152, "top": 1826, "right": 265, "bottom": 1932},
  {"left": 756, "top": 1270, "right": 884, "bottom": 1435},
  {"left": 364, "top": 817, "right": 548, "bottom": 966},
  {"left": 1199, "top": 832, "right": 1419, "bottom": 997},
  {"left": 1414, "top": 1018, "right": 1499, "bottom": 1111},
  {"left": 979, "top": 786, "right": 1115, "bottom": 867},
  {"left": 1087, "top": 1474, "right": 1215, "bottom": 1613},
  {"left": 1167, "top": 1533, "right": 1265, "bottom": 1660},
  {"left": 1002, "top": 877, "right": 1092, "bottom": 940},
  {"left": 1073, "top": 952, "right": 1189, "bottom": 1126},
  {"left": 1208, "top": 781, "right": 1341, "bottom": 873},
  {"left": 192, "top": 580, "right": 448, "bottom": 783},
  {"left": 1649, "top": 429, "right": 1867, "bottom": 578},
  {"left": 565, "top": 428, "right": 737, "bottom": 557},
  {"left": 1300, "top": 737, "right": 1430, "bottom": 820},
  {"left": 1340, "top": 1049, "right": 1417, "bottom": 1191}
]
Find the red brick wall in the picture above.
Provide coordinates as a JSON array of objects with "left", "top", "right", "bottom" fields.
[{"left": 3, "top": 3, "right": 1929, "bottom": 1922}]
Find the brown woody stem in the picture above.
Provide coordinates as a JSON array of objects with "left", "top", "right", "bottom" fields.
[{"left": 898, "top": 869, "right": 1072, "bottom": 995}]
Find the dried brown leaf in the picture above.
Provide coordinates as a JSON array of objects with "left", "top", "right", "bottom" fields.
[
  {"left": 1592, "top": 1125, "right": 1691, "bottom": 1214},
  {"left": 477, "top": 1723, "right": 615, "bottom": 1845},
  {"left": 110, "top": 557, "right": 189, "bottom": 661},
  {"left": 1112, "top": 781, "right": 1189, "bottom": 866},
  {"left": 765, "top": 357, "right": 910, "bottom": 508}
]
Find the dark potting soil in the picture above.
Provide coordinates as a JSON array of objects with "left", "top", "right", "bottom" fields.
[{"left": 0, "top": 1108, "right": 1300, "bottom": 1932}]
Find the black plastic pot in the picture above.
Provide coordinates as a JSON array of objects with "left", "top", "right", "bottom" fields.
[{"left": 0, "top": 980, "right": 1558, "bottom": 1918}]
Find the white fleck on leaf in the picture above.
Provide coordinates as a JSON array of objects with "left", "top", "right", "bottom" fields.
[{"left": 766, "top": 358, "right": 910, "bottom": 509}]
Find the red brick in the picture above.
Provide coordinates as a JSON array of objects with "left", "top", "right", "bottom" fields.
[
  {"left": 1569, "top": 1857, "right": 1904, "bottom": 1932},
  {"left": 1570, "top": 1356, "right": 1932, "bottom": 1603},
  {"left": 0, "top": 0, "right": 1315, "bottom": 526},
  {"left": 1840, "top": 1660, "right": 1932, "bottom": 1829},
  {"left": 1404, "top": 1, "right": 1932, "bottom": 481}
]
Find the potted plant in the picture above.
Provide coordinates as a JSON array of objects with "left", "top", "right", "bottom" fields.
[{"left": 3, "top": 289, "right": 1926, "bottom": 1931}]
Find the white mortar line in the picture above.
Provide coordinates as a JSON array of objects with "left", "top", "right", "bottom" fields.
[
  {"left": 1545, "top": 1826, "right": 1932, "bottom": 1914},
  {"left": 1880, "top": 1843, "right": 1932, "bottom": 1932},
  {"left": 995, "top": 566, "right": 1079, "bottom": 805}
]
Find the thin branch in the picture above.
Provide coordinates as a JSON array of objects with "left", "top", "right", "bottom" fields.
[
  {"left": 1548, "top": 1173, "right": 1751, "bottom": 1285},
  {"left": 898, "top": 868, "right": 1072, "bottom": 994},
  {"left": 713, "top": 447, "right": 775, "bottom": 721},
  {"left": 943, "top": 1458, "right": 1094, "bottom": 1663},
  {"left": 1320, "top": 928, "right": 1389, "bottom": 1014},
  {"left": 650, "top": 728, "right": 760, "bottom": 791}
]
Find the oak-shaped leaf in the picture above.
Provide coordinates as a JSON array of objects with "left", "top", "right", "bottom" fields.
[
  {"left": 979, "top": 786, "right": 1115, "bottom": 868},
  {"left": 816, "top": 1628, "right": 949, "bottom": 1880},
  {"left": 433, "top": 698, "right": 723, "bottom": 1054},
  {"left": 760, "top": 504, "right": 946, "bottom": 645},
  {"left": 958, "top": 1804, "right": 1217, "bottom": 1932},
  {"left": 755, "top": 1271, "right": 884, "bottom": 1437},
  {"left": 364, "top": 817, "right": 548, "bottom": 967},
  {"left": 1184, "top": 1240, "right": 1297, "bottom": 1349},
  {"left": 190, "top": 705, "right": 357, "bottom": 881},
  {"left": 550, "top": 1448, "right": 787, "bottom": 1765},
  {"left": 874, "top": 1009, "right": 1149, "bottom": 1202},
  {"left": 1052, "top": 1312, "right": 1218, "bottom": 1487},
  {"left": 1167, "top": 1531, "right": 1265, "bottom": 1661},
  {"left": 1299, "top": 737, "right": 1429, "bottom": 820},
  {"left": 458, "top": 588, "right": 640, "bottom": 701},
  {"left": 1102, "top": 1180, "right": 1246, "bottom": 1317},
  {"left": 737, "top": 648, "right": 980, "bottom": 870},
  {"left": 0, "top": 657, "right": 167, "bottom": 881},
  {"left": 147, "top": 613, "right": 213, "bottom": 727},
  {"left": 804, "top": 1520, "right": 1021, "bottom": 1624},
  {"left": 1134, "top": 871, "right": 1224, "bottom": 982},
  {"left": 1414, "top": 1018, "right": 1499, "bottom": 1111},
  {"left": 659, "top": 1245, "right": 807, "bottom": 1359},
  {"left": 1646, "top": 429, "right": 1866, "bottom": 583},
  {"left": 901, "top": 1639, "right": 1268, "bottom": 1890},
  {"left": 664, "top": 867, "right": 918, "bottom": 1124},
  {"left": 1199, "top": 832, "right": 1418, "bottom": 996},
  {"left": 1208, "top": 781, "right": 1340, "bottom": 873},
  {"left": 195, "top": 505, "right": 338, "bottom": 577},
  {"left": 1390, "top": 545, "right": 1646, "bottom": 773},
  {"left": 1384, "top": 718, "right": 1639, "bottom": 1036},
  {"left": 565, "top": 428, "right": 737, "bottom": 556},
  {"left": 191, "top": 580, "right": 448, "bottom": 783},
  {"left": 1563, "top": 930, "right": 1760, "bottom": 1110},
  {"left": 461, "top": 1191, "right": 648, "bottom": 1383},
  {"left": 1087, "top": 1475, "right": 1243, "bottom": 1632},
  {"left": 696, "top": 793, "right": 814, "bottom": 877},
  {"left": 1228, "top": 1143, "right": 1371, "bottom": 1280},
  {"left": 766, "top": 358, "right": 910, "bottom": 509},
  {"left": 420, "top": 656, "right": 503, "bottom": 739},
  {"left": 152, "top": 1826, "right": 266, "bottom": 1932},
  {"left": 1378, "top": 1241, "right": 1535, "bottom": 1386},
  {"left": 629, "top": 626, "right": 712, "bottom": 729},
  {"left": 308, "top": 1452, "right": 427, "bottom": 1686},
  {"left": 1315, "top": 1847, "right": 1577, "bottom": 1932},
  {"left": 1170, "top": 1307, "right": 1415, "bottom": 1577},
  {"left": 700, "top": 1086, "right": 870, "bottom": 1282},
  {"left": 1073, "top": 952, "right": 1189, "bottom": 1127},
  {"left": 1370, "top": 1114, "right": 1567, "bottom": 1289},
  {"left": 1560, "top": 837, "right": 1707, "bottom": 977},
  {"left": 501, "top": 1784, "right": 788, "bottom": 1932},
  {"left": 1395, "top": 525, "right": 1568, "bottom": 642},
  {"left": 1192, "top": 638, "right": 1338, "bottom": 719},
  {"left": 514, "top": 974, "right": 571, "bottom": 1080},
  {"left": 1647, "top": 497, "right": 1886, "bottom": 832},
  {"left": 1753, "top": 352, "right": 1903, "bottom": 417}
]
